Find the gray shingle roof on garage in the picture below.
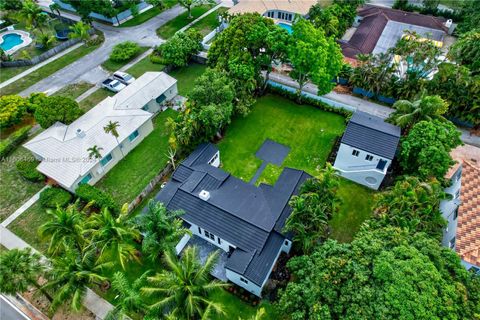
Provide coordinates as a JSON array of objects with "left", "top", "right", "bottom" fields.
[{"left": 341, "top": 111, "right": 401, "bottom": 159}]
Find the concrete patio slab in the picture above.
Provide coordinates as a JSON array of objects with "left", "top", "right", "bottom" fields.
[
  {"left": 255, "top": 139, "right": 290, "bottom": 166},
  {"left": 183, "top": 236, "right": 228, "bottom": 281}
]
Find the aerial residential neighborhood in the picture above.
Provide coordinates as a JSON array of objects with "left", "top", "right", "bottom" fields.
[{"left": 0, "top": 0, "right": 478, "bottom": 319}]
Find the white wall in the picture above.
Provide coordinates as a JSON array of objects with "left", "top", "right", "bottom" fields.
[
  {"left": 209, "top": 151, "right": 220, "bottom": 168},
  {"left": 225, "top": 269, "right": 263, "bottom": 297},
  {"left": 70, "top": 119, "right": 154, "bottom": 192},
  {"left": 440, "top": 165, "right": 462, "bottom": 248},
  {"left": 142, "top": 83, "right": 178, "bottom": 113},
  {"left": 333, "top": 143, "right": 391, "bottom": 190}
]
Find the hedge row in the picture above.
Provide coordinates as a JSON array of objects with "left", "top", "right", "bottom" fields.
[
  {"left": 266, "top": 84, "right": 353, "bottom": 119},
  {"left": 40, "top": 187, "right": 73, "bottom": 208},
  {"left": 16, "top": 160, "right": 45, "bottom": 182},
  {"left": 0, "top": 125, "right": 32, "bottom": 158},
  {"left": 76, "top": 184, "right": 119, "bottom": 213}
]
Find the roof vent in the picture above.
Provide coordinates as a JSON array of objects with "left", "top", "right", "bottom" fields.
[
  {"left": 76, "top": 128, "right": 86, "bottom": 138},
  {"left": 199, "top": 190, "right": 210, "bottom": 201},
  {"left": 445, "top": 19, "right": 452, "bottom": 28}
]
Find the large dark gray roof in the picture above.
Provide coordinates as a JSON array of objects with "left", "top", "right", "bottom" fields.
[
  {"left": 182, "top": 143, "right": 218, "bottom": 167},
  {"left": 341, "top": 111, "right": 401, "bottom": 159}
]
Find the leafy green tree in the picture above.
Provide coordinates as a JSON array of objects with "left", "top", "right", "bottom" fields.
[
  {"left": 400, "top": 120, "right": 462, "bottom": 181},
  {"left": 276, "top": 227, "right": 480, "bottom": 320},
  {"left": 38, "top": 33, "right": 56, "bottom": 50},
  {"left": 455, "top": 1, "right": 480, "bottom": 34},
  {"left": 428, "top": 63, "right": 480, "bottom": 126},
  {"left": 43, "top": 248, "right": 110, "bottom": 312},
  {"left": 387, "top": 95, "right": 449, "bottom": 130},
  {"left": 154, "top": 29, "right": 203, "bottom": 67},
  {"left": 20, "top": 0, "right": 46, "bottom": 32},
  {"left": 0, "top": 95, "right": 29, "bottom": 128},
  {"left": 168, "top": 68, "right": 235, "bottom": 148},
  {"left": 0, "top": 0, "right": 23, "bottom": 11},
  {"left": 350, "top": 53, "right": 396, "bottom": 98},
  {"left": 68, "top": 21, "right": 91, "bottom": 42},
  {"left": 39, "top": 203, "right": 86, "bottom": 255},
  {"left": 85, "top": 207, "right": 140, "bottom": 270},
  {"left": 0, "top": 248, "right": 51, "bottom": 301},
  {"left": 422, "top": 0, "right": 439, "bottom": 11},
  {"left": 178, "top": 0, "right": 215, "bottom": 19},
  {"left": 141, "top": 246, "right": 226, "bottom": 319},
  {"left": 448, "top": 29, "right": 480, "bottom": 75},
  {"left": 284, "top": 164, "right": 340, "bottom": 254},
  {"left": 137, "top": 201, "right": 188, "bottom": 262},
  {"left": 288, "top": 18, "right": 342, "bottom": 101},
  {"left": 308, "top": 2, "right": 357, "bottom": 38},
  {"left": 372, "top": 176, "right": 447, "bottom": 238},
  {"left": 209, "top": 13, "right": 290, "bottom": 115},
  {"left": 34, "top": 96, "right": 83, "bottom": 128},
  {"left": 110, "top": 41, "right": 141, "bottom": 62},
  {"left": 105, "top": 271, "right": 150, "bottom": 320},
  {"left": 49, "top": 2, "right": 61, "bottom": 16}
]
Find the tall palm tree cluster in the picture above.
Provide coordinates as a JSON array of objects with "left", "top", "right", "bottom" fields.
[{"left": 0, "top": 200, "right": 225, "bottom": 319}]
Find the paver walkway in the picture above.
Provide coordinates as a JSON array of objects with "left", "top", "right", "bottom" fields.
[
  {"left": 0, "top": 225, "right": 115, "bottom": 319},
  {"left": 249, "top": 139, "right": 290, "bottom": 184},
  {"left": 1, "top": 186, "right": 49, "bottom": 228}
]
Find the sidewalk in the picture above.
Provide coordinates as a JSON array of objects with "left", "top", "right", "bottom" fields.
[
  {"left": 177, "top": 3, "right": 227, "bottom": 34},
  {"left": 1, "top": 186, "right": 49, "bottom": 228},
  {"left": 0, "top": 226, "right": 115, "bottom": 319}
]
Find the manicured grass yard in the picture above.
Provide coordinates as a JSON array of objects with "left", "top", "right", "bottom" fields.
[
  {"left": 101, "top": 46, "right": 149, "bottom": 72},
  {"left": 118, "top": 0, "right": 178, "bottom": 27},
  {"left": 156, "top": 5, "right": 213, "bottom": 39},
  {"left": 96, "top": 109, "right": 176, "bottom": 206},
  {"left": 211, "top": 290, "right": 275, "bottom": 320},
  {"left": 168, "top": 63, "right": 207, "bottom": 96},
  {"left": 0, "top": 65, "right": 30, "bottom": 83},
  {"left": 79, "top": 88, "right": 115, "bottom": 111},
  {"left": 0, "top": 147, "right": 44, "bottom": 222},
  {"left": 188, "top": 7, "right": 227, "bottom": 36},
  {"left": 52, "top": 82, "right": 94, "bottom": 100},
  {"left": 126, "top": 56, "right": 165, "bottom": 78},
  {"left": 0, "top": 43, "right": 101, "bottom": 96}
]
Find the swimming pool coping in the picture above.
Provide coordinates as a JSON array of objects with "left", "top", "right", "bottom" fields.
[{"left": 0, "top": 30, "right": 33, "bottom": 55}]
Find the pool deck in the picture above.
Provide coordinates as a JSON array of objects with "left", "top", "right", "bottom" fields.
[{"left": 0, "top": 30, "right": 32, "bottom": 55}]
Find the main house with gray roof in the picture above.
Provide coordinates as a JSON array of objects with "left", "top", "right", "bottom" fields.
[
  {"left": 333, "top": 111, "right": 401, "bottom": 190},
  {"left": 24, "top": 72, "right": 177, "bottom": 192},
  {"left": 156, "top": 143, "right": 311, "bottom": 297}
]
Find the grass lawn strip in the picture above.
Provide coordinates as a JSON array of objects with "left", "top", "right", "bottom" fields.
[
  {"left": 52, "top": 82, "right": 94, "bottom": 100},
  {"left": 168, "top": 63, "right": 207, "bottom": 96},
  {"left": 101, "top": 47, "right": 150, "bottom": 72},
  {"left": 0, "top": 65, "right": 30, "bottom": 83},
  {"left": 78, "top": 88, "right": 115, "bottom": 111},
  {"left": 188, "top": 7, "right": 228, "bottom": 36},
  {"left": 156, "top": 5, "right": 213, "bottom": 39},
  {"left": 118, "top": 0, "right": 178, "bottom": 27},
  {"left": 95, "top": 109, "right": 176, "bottom": 206},
  {"left": 0, "top": 147, "right": 44, "bottom": 222},
  {"left": 125, "top": 56, "right": 165, "bottom": 78},
  {"left": 0, "top": 43, "right": 101, "bottom": 96}
]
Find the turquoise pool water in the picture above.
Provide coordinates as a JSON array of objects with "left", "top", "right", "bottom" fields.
[
  {"left": 0, "top": 33, "right": 23, "bottom": 51},
  {"left": 277, "top": 22, "right": 293, "bottom": 34}
]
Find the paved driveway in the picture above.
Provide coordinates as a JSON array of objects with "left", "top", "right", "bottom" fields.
[{"left": 19, "top": 5, "right": 186, "bottom": 96}]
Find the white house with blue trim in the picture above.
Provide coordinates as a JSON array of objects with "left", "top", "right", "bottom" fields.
[{"left": 24, "top": 72, "right": 177, "bottom": 192}]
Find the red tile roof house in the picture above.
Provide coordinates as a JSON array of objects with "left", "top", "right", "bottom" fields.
[
  {"left": 339, "top": 5, "right": 451, "bottom": 63},
  {"left": 441, "top": 144, "right": 480, "bottom": 274}
]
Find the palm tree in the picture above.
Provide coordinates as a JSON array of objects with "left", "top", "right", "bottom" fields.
[
  {"left": 104, "top": 120, "right": 124, "bottom": 156},
  {"left": 20, "top": 0, "right": 46, "bottom": 33},
  {"left": 43, "top": 248, "right": 111, "bottom": 312},
  {"left": 387, "top": 95, "right": 449, "bottom": 131},
  {"left": 38, "top": 202, "right": 86, "bottom": 255},
  {"left": 49, "top": 2, "right": 61, "bottom": 16},
  {"left": 141, "top": 246, "right": 226, "bottom": 319},
  {"left": 87, "top": 145, "right": 103, "bottom": 159},
  {"left": 37, "top": 33, "right": 56, "bottom": 50},
  {"left": 68, "top": 21, "right": 91, "bottom": 42},
  {"left": 0, "top": 248, "right": 52, "bottom": 302},
  {"left": 137, "top": 200, "right": 189, "bottom": 262},
  {"left": 85, "top": 207, "right": 140, "bottom": 270},
  {"left": 105, "top": 271, "right": 150, "bottom": 320}
]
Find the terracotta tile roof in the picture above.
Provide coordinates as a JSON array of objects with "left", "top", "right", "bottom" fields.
[{"left": 453, "top": 145, "right": 480, "bottom": 267}]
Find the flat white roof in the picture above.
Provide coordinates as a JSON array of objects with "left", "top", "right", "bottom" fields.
[
  {"left": 24, "top": 72, "right": 176, "bottom": 188},
  {"left": 228, "top": 0, "right": 317, "bottom": 16}
]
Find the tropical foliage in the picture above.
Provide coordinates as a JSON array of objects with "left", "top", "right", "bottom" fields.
[
  {"left": 153, "top": 28, "right": 203, "bottom": 68},
  {"left": 68, "top": 21, "right": 92, "bottom": 42},
  {"left": 34, "top": 96, "right": 84, "bottom": 128},
  {"left": 39, "top": 186, "right": 72, "bottom": 209},
  {"left": 0, "top": 95, "right": 30, "bottom": 128},
  {"left": 110, "top": 41, "right": 141, "bottom": 62},
  {"left": 448, "top": 29, "right": 480, "bottom": 74},
  {"left": 308, "top": 0, "right": 359, "bottom": 38}
]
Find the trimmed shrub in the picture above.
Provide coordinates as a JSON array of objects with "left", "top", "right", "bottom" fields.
[
  {"left": 0, "top": 95, "right": 30, "bottom": 129},
  {"left": 39, "top": 187, "right": 73, "bottom": 208},
  {"left": 0, "top": 125, "right": 32, "bottom": 158},
  {"left": 75, "top": 184, "right": 118, "bottom": 212},
  {"left": 16, "top": 160, "right": 45, "bottom": 182},
  {"left": 109, "top": 41, "right": 141, "bottom": 62},
  {"left": 149, "top": 53, "right": 164, "bottom": 64}
]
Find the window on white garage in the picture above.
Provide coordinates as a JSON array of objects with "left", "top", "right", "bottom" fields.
[{"left": 365, "top": 154, "right": 373, "bottom": 161}]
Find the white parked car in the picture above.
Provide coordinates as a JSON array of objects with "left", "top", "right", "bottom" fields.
[
  {"left": 113, "top": 71, "right": 135, "bottom": 85},
  {"left": 102, "top": 78, "right": 126, "bottom": 93}
]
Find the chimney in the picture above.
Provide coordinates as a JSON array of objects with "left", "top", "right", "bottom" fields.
[
  {"left": 199, "top": 190, "right": 210, "bottom": 201},
  {"left": 76, "top": 128, "right": 86, "bottom": 138},
  {"left": 445, "top": 19, "right": 452, "bottom": 28}
]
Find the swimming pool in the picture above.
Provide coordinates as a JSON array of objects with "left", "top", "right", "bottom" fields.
[
  {"left": 0, "top": 33, "right": 23, "bottom": 51},
  {"left": 277, "top": 22, "right": 293, "bottom": 34}
]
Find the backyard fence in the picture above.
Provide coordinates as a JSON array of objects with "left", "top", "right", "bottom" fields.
[{"left": 126, "top": 163, "right": 173, "bottom": 213}]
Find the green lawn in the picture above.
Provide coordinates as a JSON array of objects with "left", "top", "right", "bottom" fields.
[
  {"left": 8, "top": 201, "right": 49, "bottom": 253},
  {"left": 211, "top": 290, "right": 275, "bottom": 320},
  {"left": 125, "top": 56, "right": 165, "bottom": 78},
  {"left": 79, "top": 88, "right": 114, "bottom": 111},
  {"left": 188, "top": 7, "right": 227, "bottom": 36},
  {"left": 0, "top": 43, "right": 101, "bottom": 96},
  {"left": 52, "top": 82, "right": 94, "bottom": 100},
  {"left": 119, "top": 0, "right": 178, "bottom": 27},
  {"left": 0, "top": 147, "right": 44, "bottom": 222},
  {"left": 168, "top": 63, "right": 207, "bottom": 96},
  {"left": 96, "top": 109, "right": 176, "bottom": 206},
  {"left": 329, "top": 178, "right": 375, "bottom": 243},
  {"left": 218, "top": 94, "right": 346, "bottom": 181},
  {"left": 156, "top": 5, "right": 214, "bottom": 39},
  {"left": 0, "top": 65, "right": 30, "bottom": 83},
  {"left": 101, "top": 46, "right": 150, "bottom": 72}
]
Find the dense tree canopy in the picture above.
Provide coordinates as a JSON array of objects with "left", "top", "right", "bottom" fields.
[
  {"left": 34, "top": 96, "right": 83, "bottom": 128},
  {"left": 154, "top": 29, "right": 203, "bottom": 68},
  {"left": 276, "top": 227, "right": 480, "bottom": 320},
  {"left": 0, "top": 95, "right": 30, "bottom": 128},
  {"left": 399, "top": 120, "right": 462, "bottom": 181},
  {"left": 308, "top": 1, "right": 357, "bottom": 38},
  {"left": 448, "top": 29, "right": 480, "bottom": 75}
]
